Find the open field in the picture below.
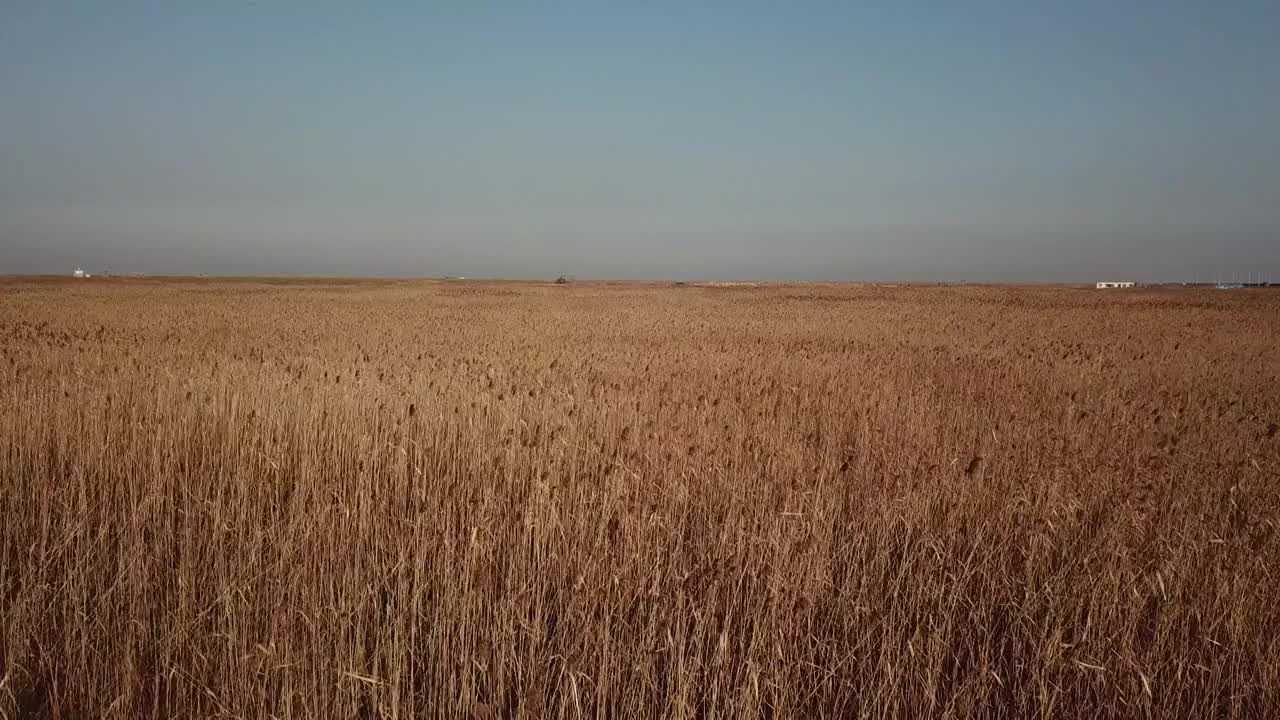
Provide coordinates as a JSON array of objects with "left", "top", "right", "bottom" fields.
[{"left": 2, "top": 278, "right": 1279, "bottom": 718}]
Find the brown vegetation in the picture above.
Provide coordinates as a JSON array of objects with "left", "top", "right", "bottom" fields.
[{"left": 2, "top": 278, "right": 1279, "bottom": 718}]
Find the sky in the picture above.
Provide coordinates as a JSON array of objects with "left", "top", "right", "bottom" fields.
[{"left": 2, "top": 2, "right": 1278, "bottom": 281}]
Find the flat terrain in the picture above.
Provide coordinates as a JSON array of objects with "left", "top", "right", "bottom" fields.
[{"left": 2, "top": 278, "right": 1279, "bottom": 718}]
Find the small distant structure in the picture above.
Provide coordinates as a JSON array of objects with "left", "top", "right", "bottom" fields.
[
  {"left": 442, "top": 276, "right": 467, "bottom": 281},
  {"left": 1096, "top": 281, "right": 1135, "bottom": 289},
  {"left": 73, "top": 268, "right": 86, "bottom": 278},
  {"left": 555, "top": 275, "right": 575, "bottom": 284}
]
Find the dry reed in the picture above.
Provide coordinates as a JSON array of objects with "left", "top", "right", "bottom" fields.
[{"left": 2, "top": 278, "right": 1279, "bottom": 718}]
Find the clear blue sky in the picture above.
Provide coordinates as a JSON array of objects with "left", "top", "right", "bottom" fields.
[{"left": 2, "top": 2, "right": 1277, "bottom": 280}]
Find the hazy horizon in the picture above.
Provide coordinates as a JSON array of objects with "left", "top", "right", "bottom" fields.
[{"left": 3, "top": 4, "right": 1278, "bottom": 282}]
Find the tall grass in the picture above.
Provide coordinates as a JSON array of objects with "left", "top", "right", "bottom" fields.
[{"left": 2, "top": 279, "right": 1279, "bottom": 718}]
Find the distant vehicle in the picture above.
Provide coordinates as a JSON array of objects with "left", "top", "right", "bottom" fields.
[
  {"left": 1096, "top": 281, "right": 1135, "bottom": 289},
  {"left": 73, "top": 268, "right": 86, "bottom": 278},
  {"left": 555, "top": 275, "right": 574, "bottom": 284}
]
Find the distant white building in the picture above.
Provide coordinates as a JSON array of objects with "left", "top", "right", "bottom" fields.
[
  {"left": 1096, "top": 281, "right": 1135, "bottom": 289},
  {"left": 73, "top": 268, "right": 86, "bottom": 278}
]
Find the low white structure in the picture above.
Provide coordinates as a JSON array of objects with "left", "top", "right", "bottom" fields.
[
  {"left": 1096, "top": 281, "right": 1135, "bottom": 289},
  {"left": 73, "top": 268, "right": 86, "bottom": 278}
]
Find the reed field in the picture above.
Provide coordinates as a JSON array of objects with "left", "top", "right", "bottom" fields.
[{"left": 1, "top": 277, "right": 1278, "bottom": 719}]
